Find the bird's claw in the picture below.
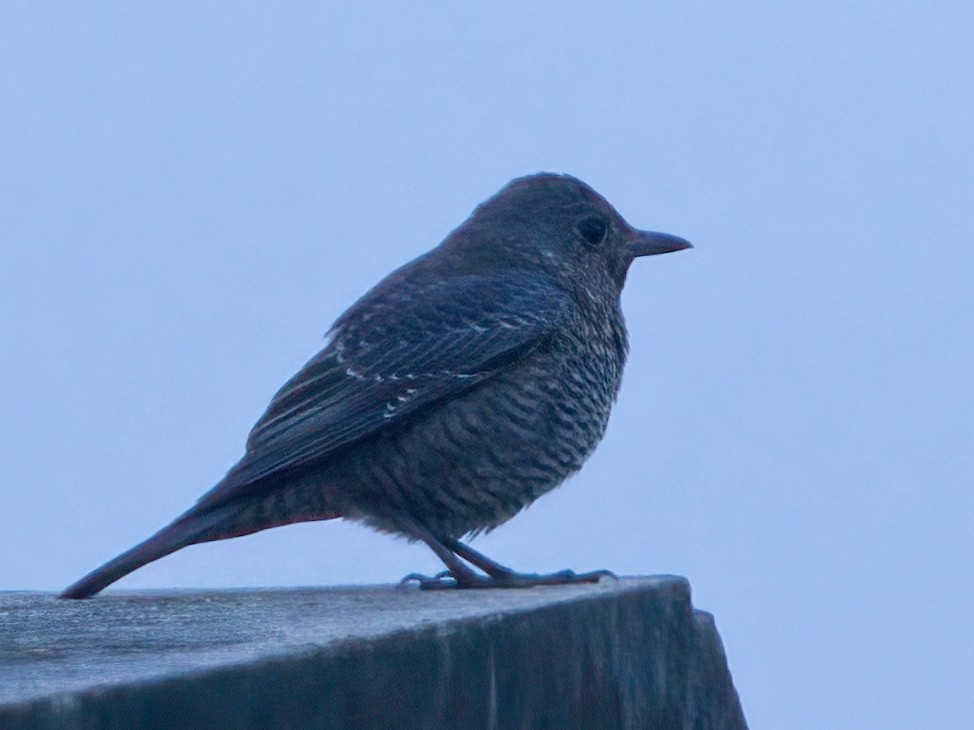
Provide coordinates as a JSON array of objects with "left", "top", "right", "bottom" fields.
[
  {"left": 399, "top": 567, "right": 617, "bottom": 590},
  {"left": 399, "top": 570, "right": 457, "bottom": 590},
  {"left": 489, "top": 568, "right": 617, "bottom": 587},
  {"left": 572, "top": 569, "right": 618, "bottom": 583}
]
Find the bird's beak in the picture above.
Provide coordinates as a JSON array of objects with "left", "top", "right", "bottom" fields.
[{"left": 627, "top": 229, "right": 693, "bottom": 258}]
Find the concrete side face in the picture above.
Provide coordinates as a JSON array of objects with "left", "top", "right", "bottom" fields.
[{"left": 0, "top": 581, "right": 746, "bottom": 729}]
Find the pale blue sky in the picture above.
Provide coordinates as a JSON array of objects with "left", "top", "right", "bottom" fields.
[{"left": 2, "top": 4, "right": 971, "bottom": 728}]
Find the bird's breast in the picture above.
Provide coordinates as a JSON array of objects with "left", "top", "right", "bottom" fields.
[{"left": 329, "top": 312, "right": 628, "bottom": 539}]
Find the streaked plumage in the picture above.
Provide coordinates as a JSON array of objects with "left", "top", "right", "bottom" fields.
[{"left": 61, "top": 173, "right": 691, "bottom": 598}]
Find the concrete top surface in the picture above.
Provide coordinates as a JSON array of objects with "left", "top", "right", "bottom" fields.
[{"left": 0, "top": 576, "right": 688, "bottom": 707}]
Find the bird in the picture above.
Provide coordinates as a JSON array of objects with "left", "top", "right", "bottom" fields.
[{"left": 59, "top": 173, "right": 691, "bottom": 599}]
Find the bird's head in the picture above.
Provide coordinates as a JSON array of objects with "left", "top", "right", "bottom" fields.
[{"left": 443, "top": 173, "right": 691, "bottom": 296}]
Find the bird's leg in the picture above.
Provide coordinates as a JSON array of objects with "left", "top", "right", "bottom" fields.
[
  {"left": 399, "top": 524, "right": 616, "bottom": 589},
  {"left": 400, "top": 529, "right": 495, "bottom": 590},
  {"left": 441, "top": 537, "right": 517, "bottom": 578},
  {"left": 443, "top": 537, "right": 616, "bottom": 587}
]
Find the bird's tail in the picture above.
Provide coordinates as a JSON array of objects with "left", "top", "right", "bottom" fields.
[{"left": 59, "top": 507, "right": 230, "bottom": 600}]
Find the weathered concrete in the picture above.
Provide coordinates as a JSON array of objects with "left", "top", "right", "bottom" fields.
[{"left": 0, "top": 577, "right": 746, "bottom": 729}]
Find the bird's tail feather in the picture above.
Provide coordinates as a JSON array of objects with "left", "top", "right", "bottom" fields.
[{"left": 59, "top": 508, "right": 229, "bottom": 600}]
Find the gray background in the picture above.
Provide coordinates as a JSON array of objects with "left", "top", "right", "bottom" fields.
[{"left": 2, "top": 4, "right": 971, "bottom": 728}]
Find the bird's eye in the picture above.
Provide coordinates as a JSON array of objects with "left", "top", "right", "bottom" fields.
[{"left": 576, "top": 216, "right": 609, "bottom": 246}]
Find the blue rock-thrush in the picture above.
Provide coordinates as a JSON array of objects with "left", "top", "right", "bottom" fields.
[{"left": 60, "top": 173, "right": 691, "bottom": 598}]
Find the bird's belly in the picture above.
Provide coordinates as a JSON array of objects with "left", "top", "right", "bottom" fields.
[{"left": 333, "top": 351, "right": 622, "bottom": 538}]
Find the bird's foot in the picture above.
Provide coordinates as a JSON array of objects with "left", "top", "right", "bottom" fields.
[
  {"left": 483, "top": 568, "right": 618, "bottom": 588},
  {"left": 399, "top": 570, "right": 458, "bottom": 590},
  {"left": 400, "top": 567, "right": 617, "bottom": 590}
]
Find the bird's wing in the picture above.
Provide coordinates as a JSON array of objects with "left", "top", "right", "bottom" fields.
[{"left": 206, "top": 272, "right": 570, "bottom": 499}]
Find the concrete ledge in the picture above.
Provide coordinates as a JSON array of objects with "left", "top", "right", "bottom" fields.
[{"left": 0, "top": 577, "right": 746, "bottom": 729}]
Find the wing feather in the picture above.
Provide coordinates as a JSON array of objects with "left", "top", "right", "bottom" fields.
[{"left": 203, "top": 271, "right": 569, "bottom": 503}]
